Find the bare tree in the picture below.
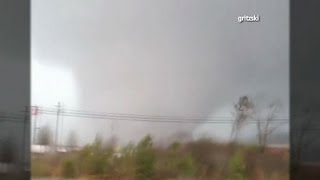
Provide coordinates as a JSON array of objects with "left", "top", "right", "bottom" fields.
[
  {"left": 255, "top": 102, "right": 283, "bottom": 152},
  {"left": 292, "top": 103, "right": 319, "bottom": 167},
  {"left": 230, "top": 96, "right": 255, "bottom": 142},
  {"left": 221, "top": 96, "right": 255, "bottom": 176},
  {"left": 289, "top": 99, "right": 320, "bottom": 179}
]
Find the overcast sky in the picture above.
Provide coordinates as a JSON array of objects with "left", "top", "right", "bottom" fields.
[{"left": 31, "top": 0, "right": 289, "bottom": 146}]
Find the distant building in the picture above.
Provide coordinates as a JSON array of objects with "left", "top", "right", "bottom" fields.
[
  {"left": 31, "top": 144, "right": 81, "bottom": 154},
  {"left": 266, "top": 144, "right": 289, "bottom": 156},
  {"left": 31, "top": 145, "right": 52, "bottom": 154}
]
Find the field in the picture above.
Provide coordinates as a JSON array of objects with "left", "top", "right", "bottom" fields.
[{"left": 32, "top": 136, "right": 289, "bottom": 180}]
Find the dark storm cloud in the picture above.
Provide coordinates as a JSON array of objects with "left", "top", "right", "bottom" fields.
[{"left": 32, "top": 0, "right": 288, "bottom": 144}]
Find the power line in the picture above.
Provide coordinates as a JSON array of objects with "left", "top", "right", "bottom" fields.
[
  {"left": 0, "top": 118, "right": 25, "bottom": 123},
  {"left": 55, "top": 102, "right": 61, "bottom": 151},
  {"left": 40, "top": 109, "right": 289, "bottom": 121},
  {"left": 37, "top": 107, "right": 289, "bottom": 123},
  {"left": 40, "top": 106, "right": 289, "bottom": 120},
  {"left": 38, "top": 110, "right": 289, "bottom": 124}
]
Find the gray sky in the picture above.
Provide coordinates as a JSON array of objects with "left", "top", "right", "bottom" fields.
[{"left": 31, "top": 0, "right": 289, "bottom": 146}]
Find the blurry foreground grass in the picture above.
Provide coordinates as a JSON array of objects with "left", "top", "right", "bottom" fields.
[{"left": 32, "top": 135, "right": 289, "bottom": 180}]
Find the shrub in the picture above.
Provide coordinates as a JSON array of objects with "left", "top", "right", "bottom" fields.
[
  {"left": 31, "top": 157, "right": 52, "bottom": 177},
  {"left": 177, "top": 155, "right": 197, "bottom": 177},
  {"left": 186, "top": 138, "right": 217, "bottom": 176},
  {"left": 76, "top": 136, "right": 112, "bottom": 176},
  {"left": 135, "top": 135, "right": 155, "bottom": 180},
  {"left": 30, "top": 136, "right": 289, "bottom": 179},
  {"left": 62, "top": 159, "right": 77, "bottom": 178},
  {"left": 229, "top": 150, "right": 247, "bottom": 180},
  {"left": 114, "top": 143, "right": 136, "bottom": 176}
]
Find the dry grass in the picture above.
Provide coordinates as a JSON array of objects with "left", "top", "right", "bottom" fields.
[{"left": 32, "top": 137, "right": 289, "bottom": 180}]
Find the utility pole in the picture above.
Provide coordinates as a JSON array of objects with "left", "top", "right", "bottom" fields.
[
  {"left": 32, "top": 106, "right": 38, "bottom": 145},
  {"left": 55, "top": 102, "right": 61, "bottom": 152},
  {"left": 60, "top": 103, "right": 64, "bottom": 149},
  {"left": 32, "top": 114, "right": 37, "bottom": 144}
]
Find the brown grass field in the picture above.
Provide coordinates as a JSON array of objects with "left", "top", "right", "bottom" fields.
[{"left": 32, "top": 137, "right": 289, "bottom": 180}]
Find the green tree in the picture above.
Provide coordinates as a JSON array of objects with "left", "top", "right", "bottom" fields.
[
  {"left": 135, "top": 135, "right": 155, "bottom": 180},
  {"left": 77, "top": 134, "right": 111, "bottom": 176}
]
